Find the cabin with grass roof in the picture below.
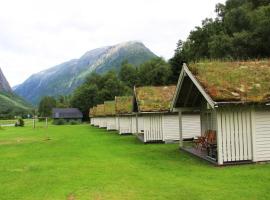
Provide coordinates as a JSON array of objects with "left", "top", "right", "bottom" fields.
[
  {"left": 104, "top": 101, "right": 116, "bottom": 130},
  {"left": 133, "top": 85, "right": 200, "bottom": 143},
  {"left": 96, "top": 104, "right": 106, "bottom": 128},
  {"left": 115, "top": 96, "right": 135, "bottom": 135},
  {"left": 172, "top": 61, "right": 270, "bottom": 165}
]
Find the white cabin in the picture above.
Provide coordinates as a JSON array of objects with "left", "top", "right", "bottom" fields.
[
  {"left": 172, "top": 62, "right": 270, "bottom": 165},
  {"left": 133, "top": 85, "right": 200, "bottom": 143}
]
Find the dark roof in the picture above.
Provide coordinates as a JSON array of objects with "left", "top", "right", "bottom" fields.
[
  {"left": 52, "top": 108, "right": 83, "bottom": 119},
  {"left": 189, "top": 60, "right": 270, "bottom": 103},
  {"left": 134, "top": 85, "right": 176, "bottom": 112}
]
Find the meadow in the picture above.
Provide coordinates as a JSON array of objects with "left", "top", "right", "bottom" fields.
[{"left": 0, "top": 123, "right": 270, "bottom": 200}]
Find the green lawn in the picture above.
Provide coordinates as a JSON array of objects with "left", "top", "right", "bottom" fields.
[{"left": 0, "top": 124, "right": 270, "bottom": 200}]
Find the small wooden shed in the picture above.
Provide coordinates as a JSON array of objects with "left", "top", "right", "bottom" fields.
[
  {"left": 96, "top": 104, "right": 106, "bottom": 128},
  {"left": 104, "top": 101, "right": 116, "bottom": 130},
  {"left": 133, "top": 85, "right": 200, "bottom": 143},
  {"left": 115, "top": 96, "right": 134, "bottom": 135},
  {"left": 172, "top": 61, "right": 270, "bottom": 165},
  {"left": 133, "top": 85, "right": 179, "bottom": 143}
]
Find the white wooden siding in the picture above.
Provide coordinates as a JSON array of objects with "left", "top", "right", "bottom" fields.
[
  {"left": 94, "top": 117, "right": 99, "bottom": 126},
  {"left": 254, "top": 111, "right": 270, "bottom": 162},
  {"left": 138, "top": 116, "right": 144, "bottom": 133},
  {"left": 217, "top": 109, "right": 252, "bottom": 163},
  {"left": 162, "top": 115, "right": 180, "bottom": 141},
  {"left": 182, "top": 114, "right": 201, "bottom": 139},
  {"left": 115, "top": 117, "right": 119, "bottom": 130},
  {"left": 119, "top": 116, "right": 132, "bottom": 134},
  {"left": 131, "top": 116, "right": 137, "bottom": 134},
  {"left": 144, "top": 114, "right": 163, "bottom": 142},
  {"left": 106, "top": 117, "right": 116, "bottom": 130},
  {"left": 99, "top": 117, "right": 107, "bottom": 128}
]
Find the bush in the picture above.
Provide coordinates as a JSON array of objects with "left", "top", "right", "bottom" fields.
[
  {"left": 69, "top": 120, "right": 80, "bottom": 125},
  {"left": 53, "top": 119, "right": 66, "bottom": 125},
  {"left": 15, "top": 118, "right": 24, "bottom": 127}
]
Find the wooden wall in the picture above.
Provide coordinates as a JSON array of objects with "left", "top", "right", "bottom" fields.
[
  {"left": 162, "top": 114, "right": 180, "bottom": 141},
  {"left": 254, "top": 110, "right": 270, "bottom": 162},
  {"left": 182, "top": 114, "right": 201, "bottom": 139},
  {"left": 106, "top": 117, "right": 116, "bottom": 130},
  {"left": 118, "top": 116, "right": 132, "bottom": 134},
  {"left": 143, "top": 114, "right": 163, "bottom": 142},
  {"left": 216, "top": 108, "right": 253, "bottom": 164}
]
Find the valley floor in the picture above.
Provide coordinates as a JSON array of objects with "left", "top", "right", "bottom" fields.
[{"left": 0, "top": 124, "right": 270, "bottom": 200}]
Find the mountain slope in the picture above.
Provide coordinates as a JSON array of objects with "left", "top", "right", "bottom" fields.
[
  {"left": 15, "top": 41, "right": 156, "bottom": 105},
  {"left": 0, "top": 68, "right": 32, "bottom": 118}
]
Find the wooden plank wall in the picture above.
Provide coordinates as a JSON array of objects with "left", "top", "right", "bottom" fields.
[
  {"left": 138, "top": 116, "right": 144, "bottom": 133},
  {"left": 217, "top": 109, "right": 253, "bottom": 163},
  {"left": 119, "top": 116, "right": 132, "bottom": 134},
  {"left": 144, "top": 114, "right": 163, "bottom": 142},
  {"left": 106, "top": 117, "right": 116, "bottom": 130},
  {"left": 182, "top": 114, "right": 201, "bottom": 139},
  {"left": 131, "top": 116, "right": 137, "bottom": 134},
  {"left": 254, "top": 111, "right": 270, "bottom": 162},
  {"left": 162, "top": 114, "right": 180, "bottom": 141}
]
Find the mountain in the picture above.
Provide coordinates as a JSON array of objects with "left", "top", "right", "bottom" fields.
[
  {"left": 0, "top": 68, "right": 32, "bottom": 118},
  {"left": 14, "top": 41, "right": 157, "bottom": 105},
  {"left": 0, "top": 68, "right": 12, "bottom": 92}
]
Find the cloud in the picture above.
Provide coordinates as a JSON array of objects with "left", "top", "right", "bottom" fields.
[{"left": 0, "top": 0, "right": 225, "bottom": 86}]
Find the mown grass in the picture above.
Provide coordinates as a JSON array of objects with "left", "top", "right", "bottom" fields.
[{"left": 0, "top": 124, "right": 270, "bottom": 200}]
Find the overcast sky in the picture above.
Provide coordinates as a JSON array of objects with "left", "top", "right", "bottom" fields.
[{"left": 0, "top": 0, "right": 225, "bottom": 86}]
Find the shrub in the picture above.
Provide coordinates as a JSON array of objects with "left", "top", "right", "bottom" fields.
[
  {"left": 53, "top": 119, "right": 66, "bottom": 125},
  {"left": 69, "top": 120, "right": 80, "bottom": 125},
  {"left": 15, "top": 118, "right": 24, "bottom": 127}
]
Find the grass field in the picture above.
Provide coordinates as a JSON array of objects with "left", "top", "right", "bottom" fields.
[{"left": 0, "top": 124, "right": 270, "bottom": 200}]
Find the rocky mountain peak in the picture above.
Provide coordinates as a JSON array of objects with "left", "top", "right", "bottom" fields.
[{"left": 0, "top": 67, "right": 12, "bottom": 93}]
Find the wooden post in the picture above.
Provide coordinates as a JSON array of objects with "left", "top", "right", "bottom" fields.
[
  {"left": 33, "top": 117, "right": 36, "bottom": 128},
  {"left": 46, "top": 117, "right": 48, "bottom": 128},
  {"left": 179, "top": 110, "right": 183, "bottom": 147}
]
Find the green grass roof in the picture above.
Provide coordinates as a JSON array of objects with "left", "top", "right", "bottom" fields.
[
  {"left": 135, "top": 85, "right": 176, "bottom": 112},
  {"left": 115, "top": 96, "right": 133, "bottom": 114},
  {"left": 189, "top": 60, "right": 270, "bottom": 103},
  {"left": 89, "top": 108, "right": 93, "bottom": 117},
  {"left": 104, "top": 101, "right": 116, "bottom": 116},
  {"left": 96, "top": 104, "right": 105, "bottom": 116},
  {"left": 89, "top": 106, "right": 98, "bottom": 117}
]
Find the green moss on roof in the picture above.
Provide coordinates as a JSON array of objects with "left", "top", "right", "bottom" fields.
[
  {"left": 96, "top": 104, "right": 105, "bottom": 116},
  {"left": 115, "top": 96, "right": 133, "bottom": 114},
  {"left": 89, "top": 108, "right": 93, "bottom": 117},
  {"left": 189, "top": 60, "right": 270, "bottom": 103},
  {"left": 135, "top": 85, "right": 176, "bottom": 112},
  {"left": 104, "top": 101, "right": 116, "bottom": 116},
  {"left": 89, "top": 106, "right": 97, "bottom": 117}
]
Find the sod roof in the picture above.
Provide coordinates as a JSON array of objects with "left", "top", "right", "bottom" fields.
[
  {"left": 115, "top": 96, "right": 133, "bottom": 114},
  {"left": 189, "top": 60, "right": 270, "bottom": 103},
  {"left": 96, "top": 104, "right": 105, "bottom": 116},
  {"left": 89, "top": 106, "right": 97, "bottom": 117},
  {"left": 135, "top": 85, "right": 176, "bottom": 112},
  {"left": 89, "top": 108, "right": 93, "bottom": 117},
  {"left": 104, "top": 101, "right": 116, "bottom": 116}
]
